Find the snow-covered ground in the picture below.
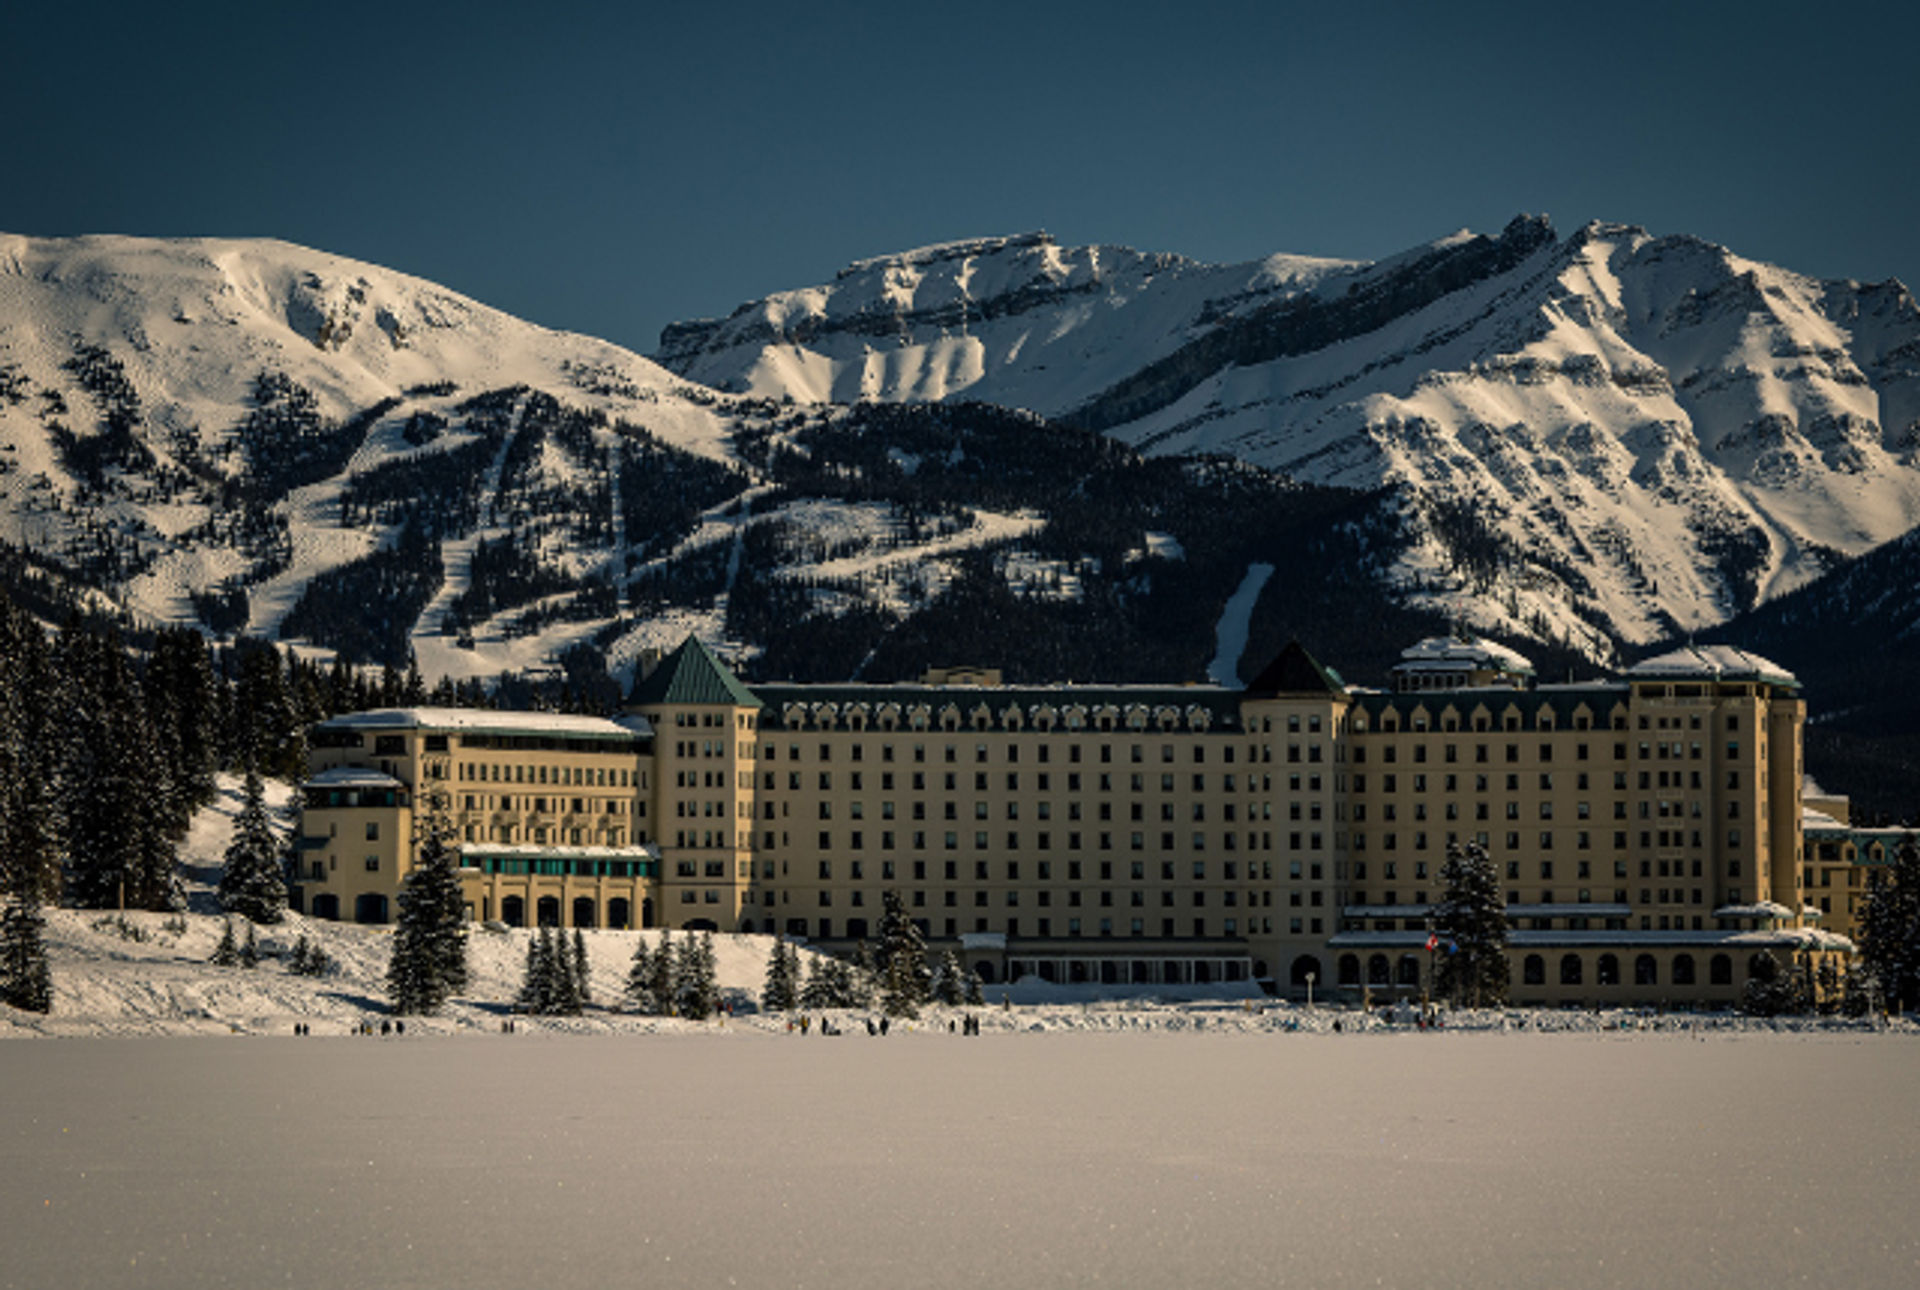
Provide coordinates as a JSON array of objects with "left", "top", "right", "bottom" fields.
[{"left": 2, "top": 1031, "right": 1914, "bottom": 1290}]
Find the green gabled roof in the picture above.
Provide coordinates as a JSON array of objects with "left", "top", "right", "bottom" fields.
[
  {"left": 628, "top": 637, "right": 762, "bottom": 709},
  {"left": 1241, "top": 641, "right": 1347, "bottom": 699}
]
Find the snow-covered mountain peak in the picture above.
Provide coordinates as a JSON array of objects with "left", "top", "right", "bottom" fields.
[{"left": 658, "top": 215, "right": 1920, "bottom": 656}]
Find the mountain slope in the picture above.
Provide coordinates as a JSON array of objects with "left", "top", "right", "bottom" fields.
[
  {"left": 1, "top": 233, "right": 1449, "bottom": 690},
  {"left": 1714, "top": 520, "right": 1920, "bottom": 821},
  {"left": 658, "top": 219, "right": 1920, "bottom": 657}
]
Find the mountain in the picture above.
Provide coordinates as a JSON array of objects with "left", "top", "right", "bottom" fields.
[
  {"left": 1714, "top": 519, "right": 1920, "bottom": 821},
  {"left": 658, "top": 218, "right": 1920, "bottom": 658},
  {"left": 0, "top": 233, "right": 1455, "bottom": 691}
]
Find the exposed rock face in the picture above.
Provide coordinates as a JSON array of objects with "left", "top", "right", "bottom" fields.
[{"left": 656, "top": 217, "right": 1920, "bottom": 653}]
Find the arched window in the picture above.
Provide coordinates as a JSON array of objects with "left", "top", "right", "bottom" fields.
[
  {"left": 975, "top": 961, "right": 997, "bottom": 985},
  {"left": 736, "top": 918, "right": 755, "bottom": 935},
  {"left": 608, "top": 897, "right": 631, "bottom": 930},
  {"left": 1560, "top": 954, "right": 1584, "bottom": 985},
  {"left": 355, "top": 893, "right": 389, "bottom": 925},
  {"left": 1596, "top": 953, "right": 1620, "bottom": 986},
  {"left": 1131, "top": 960, "right": 1151, "bottom": 984},
  {"left": 1396, "top": 955, "right": 1421, "bottom": 987},
  {"left": 1672, "top": 953, "right": 1697, "bottom": 985},
  {"left": 1523, "top": 953, "right": 1545, "bottom": 985},
  {"left": 536, "top": 896, "right": 561, "bottom": 928},
  {"left": 641, "top": 897, "right": 655, "bottom": 929},
  {"left": 1709, "top": 953, "right": 1733, "bottom": 985},
  {"left": 311, "top": 893, "right": 340, "bottom": 922},
  {"left": 1634, "top": 954, "right": 1658, "bottom": 986},
  {"left": 501, "top": 895, "right": 525, "bottom": 927},
  {"left": 1367, "top": 954, "right": 1391, "bottom": 986},
  {"left": 1290, "top": 955, "right": 1323, "bottom": 988},
  {"left": 1338, "top": 954, "right": 1361, "bottom": 987},
  {"left": 572, "top": 897, "right": 597, "bottom": 929}
]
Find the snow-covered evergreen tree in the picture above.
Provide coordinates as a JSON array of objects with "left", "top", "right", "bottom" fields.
[
  {"left": 798, "top": 953, "right": 833, "bottom": 1010},
  {"left": 0, "top": 887, "right": 53, "bottom": 1013},
  {"left": 219, "top": 766, "right": 286, "bottom": 924},
  {"left": 518, "top": 928, "right": 553, "bottom": 1012},
  {"left": 60, "top": 625, "right": 181, "bottom": 911},
  {"left": 762, "top": 933, "right": 799, "bottom": 1012},
  {"left": 1432, "top": 840, "right": 1510, "bottom": 1007},
  {"left": 572, "top": 928, "right": 592, "bottom": 1009},
  {"left": 847, "top": 940, "right": 878, "bottom": 1008},
  {"left": 1860, "top": 833, "right": 1920, "bottom": 1014},
  {"left": 210, "top": 918, "right": 240, "bottom": 966},
  {"left": 964, "top": 969, "right": 985, "bottom": 1007},
  {"left": 649, "top": 927, "right": 679, "bottom": 1015},
  {"left": 239, "top": 921, "right": 260, "bottom": 969},
  {"left": 672, "top": 930, "right": 720, "bottom": 1019},
  {"left": 874, "top": 890, "right": 929, "bottom": 1017},
  {"left": 625, "top": 937, "right": 656, "bottom": 1013},
  {"left": 933, "top": 948, "right": 965, "bottom": 1006},
  {"left": 385, "top": 806, "right": 469, "bottom": 1015},
  {"left": 551, "top": 926, "right": 581, "bottom": 1015},
  {"left": 0, "top": 598, "right": 64, "bottom": 904}
]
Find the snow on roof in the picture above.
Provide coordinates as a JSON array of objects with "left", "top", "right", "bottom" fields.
[
  {"left": 1628, "top": 645, "right": 1797, "bottom": 686},
  {"left": 1394, "top": 635, "right": 1535, "bottom": 675},
  {"left": 1712, "top": 901, "right": 1795, "bottom": 919},
  {"left": 303, "top": 767, "right": 405, "bottom": 788},
  {"left": 461, "top": 843, "right": 660, "bottom": 861},
  {"left": 1327, "top": 927, "right": 1853, "bottom": 950},
  {"left": 316, "top": 708, "right": 649, "bottom": 740}
]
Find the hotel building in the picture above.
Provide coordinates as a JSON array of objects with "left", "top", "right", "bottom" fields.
[{"left": 291, "top": 634, "right": 1868, "bottom": 1007}]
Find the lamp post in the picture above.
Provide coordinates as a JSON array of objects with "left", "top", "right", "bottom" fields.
[{"left": 1305, "top": 971, "right": 1316, "bottom": 1010}]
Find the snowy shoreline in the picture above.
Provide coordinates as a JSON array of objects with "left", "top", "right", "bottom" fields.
[
  {"left": 10, "top": 778, "right": 1915, "bottom": 1041},
  {"left": 6, "top": 902, "right": 1914, "bottom": 1041}
]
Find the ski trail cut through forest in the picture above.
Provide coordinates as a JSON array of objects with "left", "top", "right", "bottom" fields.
[{"left": 1208, "top": 563, "right": 1275, "bottom": 687}]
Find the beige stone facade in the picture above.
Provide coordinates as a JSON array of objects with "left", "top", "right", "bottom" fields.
[{"left": 291, "top": 635, "right": 1864, "bottom": 1007}]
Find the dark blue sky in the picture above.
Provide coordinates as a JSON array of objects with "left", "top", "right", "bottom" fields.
[{"left": 8, "top": 0, "right": 1914, "bottom": 356}]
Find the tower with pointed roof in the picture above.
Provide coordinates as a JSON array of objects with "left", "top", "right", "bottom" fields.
[
  {"left": 1238, "top": 640, "right": 1354, "bottom": 993},
  {"left": 628, "top": 637, "right": 764, "bottom": 932}
]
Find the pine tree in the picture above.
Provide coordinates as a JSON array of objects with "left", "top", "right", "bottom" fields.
[
  {"left": 0, "top": 597, "right": 64, "bottom": 904},
  {"left": 673, "top": 930, "right": 720, "bottom": 1019},
  {"left": 625, "top": 937, "right": 656, "bottom": 1013},
  {"left": 1859, "top": 833, "right": 1920, "bottom": 1013},
  {"left": 385, "top": 806, "right": 469, "bottom": 1015},
  {"left": 695, "top": 931, "right": 721, "bottom": 1016},
  {"left": 933, "top": 948, "right": 965, "bottom": 1006},
  {"left": 518, "top": 929, "right": 552, "bottom": 1013},
  {"left": 762, "top": 933, "right": 799, "bottom": 1012},
  {"left": 551, "top": 926, "right": 580, "bottom": 1015},
  {"left": 650, "top": 927, "right": 679, "bottom": 1015},
  {"left": 799, "top": 953, "right": 833, "bottom": 1010},
  {"left": 0, "top": 887, "right": 54, "bottom": 1013},
  {"left": 60, "top": 624, "right": 180, "bottom": 911},
  {"left": 827, "top": 956, "right": 861, "bottom": 1008},
  {"left": 239, "top": 921, "right": 260, "bottom": 969},
  {"left": 964, "top": 969, "right": 985, "bottom": 1007},
  {"left": 848, "top": 940, "right": 877, "bottom": 1008},
  {"left": 219, "top": 766, "right": 287, "bottom": 924},
  {"left": 572, "top": 928, "right": 592, "bottom": 1009},
  {"left": 1431, "top": 840, "right": 1510, "bottom": 1008},
  {"left": 210, "top": 918, "right": 240, "bottom": 966},
  {"left": 875, "top": 891, "right": 928, "bottom": 1017}
]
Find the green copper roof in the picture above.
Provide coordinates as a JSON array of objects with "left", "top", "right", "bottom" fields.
[
  {"left": 1241, "top": 641, "right": 1347, "bottom": 698},
  {"left": 628, "top": 637, "right": 762, "bottom": 709}
]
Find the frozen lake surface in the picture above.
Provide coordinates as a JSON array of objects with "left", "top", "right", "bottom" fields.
[{"left": 2, "top": 1030, "right": 1915, "bottom": 1289}]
